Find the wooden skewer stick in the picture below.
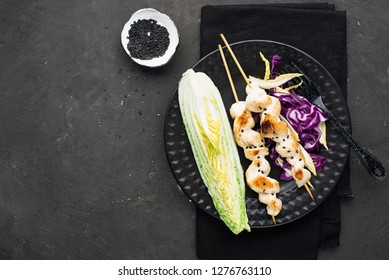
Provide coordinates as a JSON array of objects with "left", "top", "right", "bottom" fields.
[
  {"left": 272, "top": 215, "right": 276, "bottom": 225},
  {"left": 304, "top": 183, "right": 315, "bottom": 201},
  {"left": 219, "top": 33, "right": 252, "bottom": 88},
  {"left": 218, "top": 44, "right": 239, "bottom": 103}
]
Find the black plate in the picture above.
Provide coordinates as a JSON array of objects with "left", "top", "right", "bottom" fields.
[{"left": 164, "top": 40, "right": 350, "bottom": 228}]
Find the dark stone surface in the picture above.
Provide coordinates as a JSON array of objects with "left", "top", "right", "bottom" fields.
[{"left": 0, "top": 0, "right": 388, "bottom": 259}]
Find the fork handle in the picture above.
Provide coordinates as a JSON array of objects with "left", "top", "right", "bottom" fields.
[{"left": 316, "top": 100, "right": 385, "bottom": 180}]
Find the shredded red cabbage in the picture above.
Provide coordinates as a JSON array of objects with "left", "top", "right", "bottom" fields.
[
  {"left": 265, "top": 55, "right": 328, "bottom": 180},
  {"left": 271, "top": 55, "right": 282, "bottom": 74}
]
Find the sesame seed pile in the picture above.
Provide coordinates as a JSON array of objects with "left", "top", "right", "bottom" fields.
[{"left": 127, "top": 19, "right": 170, "bottom": 60}]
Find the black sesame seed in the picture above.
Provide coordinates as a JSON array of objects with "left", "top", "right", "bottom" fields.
[{"left": 299, "top": 158, "right": 302, "bottom": 161}]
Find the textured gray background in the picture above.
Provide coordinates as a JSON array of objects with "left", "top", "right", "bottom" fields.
[{"left": 0, "top": 0, "right": 388, "bottom": 259}]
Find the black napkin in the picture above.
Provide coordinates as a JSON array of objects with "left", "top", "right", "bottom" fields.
[{"left": 197, "top": 3, "right": 352, "bottom": 260}]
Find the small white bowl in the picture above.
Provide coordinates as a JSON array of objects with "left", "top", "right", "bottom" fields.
[{"left": 121, "top": 8, "right": 179, "bottom": 67}]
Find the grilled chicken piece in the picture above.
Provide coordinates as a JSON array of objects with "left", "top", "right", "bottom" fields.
[
  {"left": 260, "top": 114, "right": 289, "bottom": 139},
  {"left": 245, "top": 86, "right": 272, "bottom": 113},
  {"left": 230, "top": 102, "right": 255, "bottom": 147},
  {"left": 258, "top": 193, "right": 282, "bottom": 216},
  {"left": 246, "top": 168, "right": 280, "bottom": 194},
  {"left": 244, "top": 146, "right": 268, "bottom": 161}
]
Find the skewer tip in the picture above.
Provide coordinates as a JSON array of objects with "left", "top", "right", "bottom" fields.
[
  {"left": 272, "top": 215, "right": 276, "bottom": 225},
  {"left": 304, "top": 183, "right": 315, "bottom": 201}
]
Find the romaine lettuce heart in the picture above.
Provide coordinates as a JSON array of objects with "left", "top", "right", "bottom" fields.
[{"left": 178, "top": 69, "right": 250, "bottom": 234}]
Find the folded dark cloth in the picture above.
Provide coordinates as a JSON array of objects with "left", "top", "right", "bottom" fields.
[{"left": 197, "top": 3, "right": 351, "bottom": 260}]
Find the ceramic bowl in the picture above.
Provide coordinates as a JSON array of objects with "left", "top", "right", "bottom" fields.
[{"left": 121, "top": 8, "right": 179, "bottom": 67}]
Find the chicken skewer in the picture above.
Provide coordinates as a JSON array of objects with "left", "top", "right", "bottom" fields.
[
  {"left": 246, "top": 84, "right": 314, "bottom": 200},
  {"left": 220, "top": 34, "right": 315, "bottom": 201},
  {"left": 219, "top": 44, "right": 282, "bottom": 224}
]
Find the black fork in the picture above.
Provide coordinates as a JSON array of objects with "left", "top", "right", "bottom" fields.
[{"left": 286, "top": 63, "right": 385, "bottom": 180}]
